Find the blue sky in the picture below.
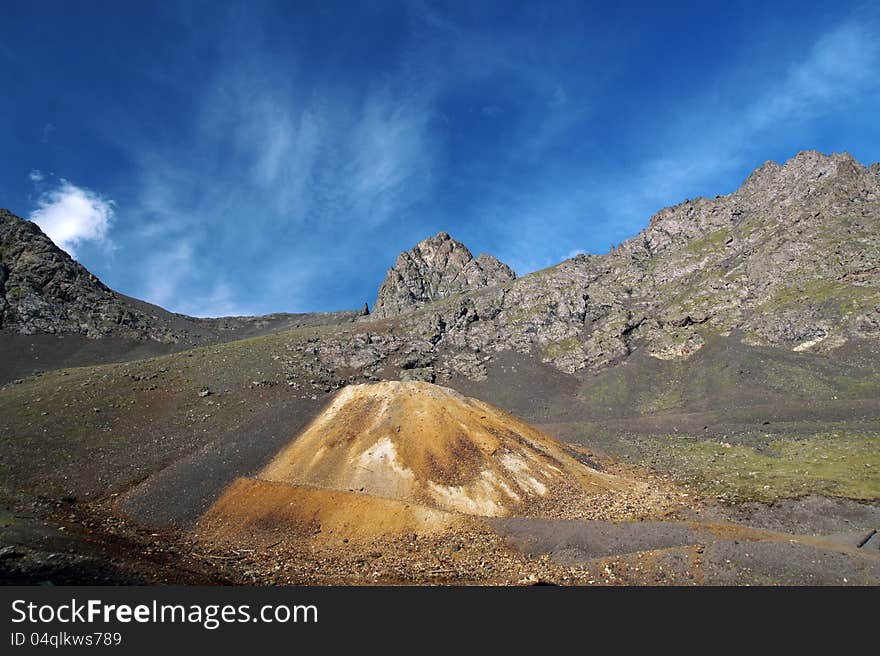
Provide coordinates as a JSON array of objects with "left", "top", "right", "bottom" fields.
[{"left": 1, "top": 1, "right": 879, "bottom": 316}]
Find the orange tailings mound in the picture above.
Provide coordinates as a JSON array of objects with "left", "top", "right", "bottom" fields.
[
  {"left": 199, "top": 381, "right": 658, "bottom": 543},
  {"left": 258, "top": 381, "right": 634, "bottom": 516}
]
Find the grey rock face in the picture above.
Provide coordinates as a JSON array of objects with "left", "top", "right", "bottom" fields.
[
  {"left": 0, "top": 208, "right": 157, "bottom": 339},
  {"left": 613, "top": 150, "right": 880, "bottom": 357},
  {"left": 372, "top": 232, "right": 515, "bottom": 318}
]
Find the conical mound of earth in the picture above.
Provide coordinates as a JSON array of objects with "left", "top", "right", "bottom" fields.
[
  {"left": 197, "top": 381, "right": 667, "bottom": 547},
  {"left": 256, "top": 381, "right": 634, "bottom": 517}
]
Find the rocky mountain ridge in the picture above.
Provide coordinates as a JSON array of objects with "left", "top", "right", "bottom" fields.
[
  {"left": 319, "top": 150, "right": 880, "bottom": 382},
  {"left": 2, "top": 150, "right": 879, "bottom": 384}
]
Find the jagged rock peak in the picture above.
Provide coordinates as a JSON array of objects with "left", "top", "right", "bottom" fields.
[
  {"left": 371, "top": 232, "right": 515, "bottom": 318},
  {"left": 632, "top": 150, "right": 878, "bottom": 257},
  {"left": 741, "top": 150, "right": 863, "bottom": 191}
]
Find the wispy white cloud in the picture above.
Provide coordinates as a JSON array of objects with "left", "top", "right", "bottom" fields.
[
  {"left": 41, "top": 123, "right": 55, "bottom": 144},
  {"left": 108, "top": 37, "right": 440, "bottom": 315},
  {"left": 139, "top": 242, "right": 254, "bottom": 317},
  {"left": 630, "top": 20, "right": 880, "bottom": 208},
  {"left": 176, "top": 281, "right": 253, "bottom": 318},
  {"left": 343, "top": 88, "right": 434, "bottom": 226},
  {"left": 497, "top": 18, "right": 880, "bottom": 268},
  {"left": 28, "top": 169, "right": 45, "bottom": 182},
  {"left": 745, "top": 22, "right": 880, "bottom": 130},
  {"left": 185, "top": 60, "right": 436, "bottom": 228},
  {"left": 29, "top": 178, "right": 114, "bottom": 257},
  {"left": 141, "top": 241, "right": 193, "bottom": 310}
]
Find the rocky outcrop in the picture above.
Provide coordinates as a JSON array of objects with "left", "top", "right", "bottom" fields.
[
  {"left": 0, "top": 208, "right": 158, "bottom": 339},
  {"left": 613, "top": 150, "right": 880, "bottom": 357},
  {"left": 371, "top": 232, "right": 515, "bottom": 318}
]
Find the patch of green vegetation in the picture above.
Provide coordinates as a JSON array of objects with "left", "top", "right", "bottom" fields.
[
  {"left": 582, "top": 371, "right": 631, "bottom": 410},
  {"left": 832, "top": 375, "right": 880, "bottom": 398},
  {"left": 522, "top": 263, "right": 562, "bottom": 279},
  {"left": 504, "top": 304, "right": 550, "bottom": 323},
  {"left": 658, "top": 263, "right": 734, "bottom": 310},
  {"left": 639, "top": 386, "right": 683, "bottom": 413},
  {"left": 8, "top": 286, "right": 26, "bottom": 299},
  {"left": 417, "top": 291, "right": 465, "bottom": 311},
  {"left": 756, "top": 362, "right": 837, "bottom": 397},
  {"left": 0, "top": 506, "right": 15, "bottom": 529},
  {"left": 682, "top": 228, "right": 733, "bottom": 256},
  {"left": 740, "top": 215, "right": 767, "bottom": 237},
  {"left": 644, "top": 432, "right": 880, "bottom": 502},
  {"left": 758, "top": 279, "right": 879, "bottom": 314},
  {"left": 600, "top": 317, "right": 630, "bottom": 333},
  {"left": 539, "top": 337, "right": 582, "bottom": 358}
]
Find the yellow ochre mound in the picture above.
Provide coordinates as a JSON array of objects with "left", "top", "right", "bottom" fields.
[
  {"left": 257, "top": 381, "right": 635, "bottom": 517},
  {"left": 198, "top": 477, "right": 468, "bottom": 544}
]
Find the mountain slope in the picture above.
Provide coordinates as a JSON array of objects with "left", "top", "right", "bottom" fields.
[{"left": 0, "top": 208, "right": 358, "bottom": 342}]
